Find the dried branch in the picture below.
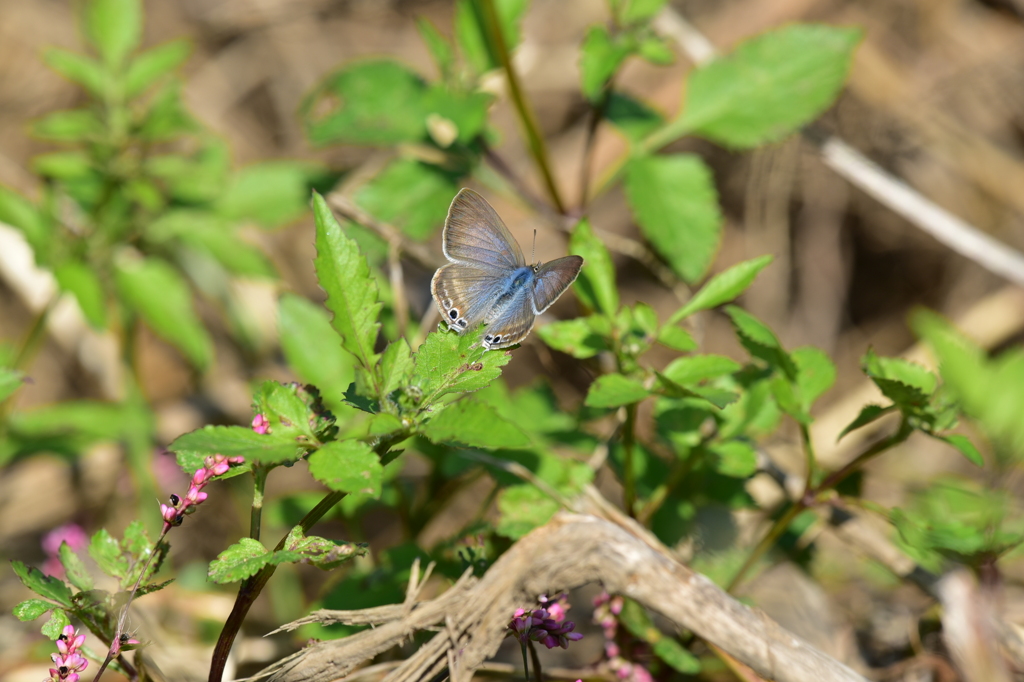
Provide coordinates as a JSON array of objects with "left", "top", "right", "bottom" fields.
[{"left": 249, "top": 505, "right": 868, "bottom": 682}]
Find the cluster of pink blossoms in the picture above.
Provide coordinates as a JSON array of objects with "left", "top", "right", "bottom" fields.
[
  {"left": 507, "top": 593, "right": 583, "bottom": 650},
  {"left": 48, "top": 625, "right": 88, "bottom": 682},
  {"left": 159, "top": 454, "right": 244, "bottom": 532},
  {"left": 593, "top": 591, "right": 653, "bottom": 682}
]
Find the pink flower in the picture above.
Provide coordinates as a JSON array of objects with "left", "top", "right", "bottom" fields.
[
  {"left": 160, "top": 454, "right": 244, "bottom": 531},
  {"left": 506, "top": 597, "right": 582, "bottom": 650},
  {"left": 48, "top": 626, "right": 88, "bottom": 681},
  {"left": 41, "top": 525, "right": 88, "bottom": 579},
  {"left": 252, "top": 414, "right": 270, "bottom": 434}
]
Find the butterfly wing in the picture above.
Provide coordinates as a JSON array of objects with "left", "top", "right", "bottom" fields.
[
  {"left": 442, "top": 188, "right": 526, "bottom": 269},
  {"left": 431, "top": 262, "right": 515, "bottom": 333},
  {"left": 480, "top": 287, "right": 536, "bottom": 349},
  {"left": 531, "top": 255, "right": 584, "bottom": 314}
]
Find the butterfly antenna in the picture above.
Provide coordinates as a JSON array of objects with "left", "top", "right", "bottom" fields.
[{"left": 532, "top": 229, "right": 537, "bottom": 264}]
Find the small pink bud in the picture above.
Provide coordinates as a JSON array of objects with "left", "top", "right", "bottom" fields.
[
  {"left": 193, "top": 469, "right": 207, "bottom": 485},
  {"left": 211, "top": 462, "right": 230, "bottom": 476},
  {"left": 252, "top": 414, "right": 270, "bottom": 434}
]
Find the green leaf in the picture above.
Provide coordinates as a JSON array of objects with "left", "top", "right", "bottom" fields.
[
  {"left": 606, "top": 92, "right": 665, "bottom": 142},
  {"left": 58, "top": 542, "right": 94, "bottom": 592},
  {"left": 423, "top": 86, "right": 493, "bottom": 145},
  {"left": 570, "top": 219, "right": 617, "bottom": 315},
  {"left": 837, "top": 403, "right": 896, "bottom": 442},
  {"left": 936, "top": 434, "right": 984, "bottom": 468},
  {"left": 861, "top": 349, "right": 935, "bottom": 410},
  {"left": 624, "top": 154, "right": 722, "bottom": 283},
  {"left": 13, "top": 599, "right": 53, "bottom": 621},
  {"left": 657, "top": 324, "right": 696, "bottom": 351},
  {"left": 379, "top": 338, "right": 414, "bottom": 397},
  {"left": 10, "top": 561, "right": 73, "bottom": 607},
  {"left": 43, "top": 48, "right": 106, "bottom": 96},
  {"left": 312, "top": 192, "right": 382, "bottom": 374},
  {"left": 354, "top": 160, "right": 458, "bottom": 240},
  {"left": 580, "top": 25, "right": 633, "bottom": 101},
  {"left": 42, "top": 609, "right": 71, "bottom": 639},
  {"left": 724, "top": 306, "right": 796, "bottom": 380},
  {"left": 282, "top": 525, "right": 366, "bottom": 571},
  {"left": 208, "top": 538, "right": 300, "bottom": 584},
  {"left": 278, "top": 293, "right": 354, "bottom": 401},
  {"left": 670, "top": 255, "right": 773, "bottom": 323},
  {"left": 55, "top": 261, "right": 107, "bottom": 329},
  {"left": 308, "top": 440, "right": 383, "bottom": 497},
  {"left": 125, "top": 39, "right": 191, "bottom": 97},
  {"left": 32, "top": 152, "right": 93, "bottom": 180},
  {"left": 536, "top": 317, "right": 608, "bottom": 359},
  {"left": 412, "top": 327, "right": 512, "bottom": 407},
  {"left": 653, "top": 637, "right": 702, "bottom": 674},
  {"left": 114, "top": 254, "right": 213, "bottom": 369},
  {"left": 663, "top": 354, "right": 740, "bottom": 385},
  {"left": 9, "top": 399, "right": 149, "bottom": 441},
  {"left": 585, "top": 373, "right": 650, "bottom": 408},
  {"left": 253, "top": 381, "right": 315, "bottom": 440},
  {"left": 637, "top": 35, "right": 674, "bottom": 65},
  {"left": 454, "top": 0, "right": 529, "bottom": 75},
  {"left": 496, "top": 484, "right": 559, "bottom": 539},
  {"left": 84, "top": 0, "right": 142, "bottom": 66},
  {"left": 138, "top": 82, "right": 196, "bottom": 141},
  {"left": 422, "top": 399, "right": 529, "bottom": 449},
  {"left": 792, "top": 346, "right": 836, "bottom": 414},
  {"left": 146, "top": 210, "right": 274, "bottom": 278},
  {"left": 32, "top": 109, "right": 103, "bottom": 142},
  {"left": 709, "top": 440, "right": 757, "bottom": 477},
  {"left": 88, "top": 528, "right": 127, "bottom": 579},
  {"left": 621, "top": 0, "right": 668, "bottom": 23},
  {"left": 303, "top": 60, "right": 428, "bottom": 146},
  {"left": 171, "top": 425, "right": 300, "bottom": 471},
  {"left": 417, "top": 18, "right": 455, "bottom": 78},
  {"left": 0, "top": 368, "right": 25, "bottom": 403},
  {"left": 216, "top": 161, "right": 318, "bottom": 228},
  {"left": 672, "top": 25, "right": 861, "bottom": 148},
  {"left": 0, "top": 185, "right": 49, "bottom": 256}
]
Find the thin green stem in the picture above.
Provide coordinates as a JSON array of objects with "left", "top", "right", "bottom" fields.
[
  {"left": 800, "top": 423, "right": 817, "bottom": 492},
  {"left": 622, "top": 403, "right": 638, "bottom": 518},
  {"left": 250, "top": 464, "right": 269, "bottom": 541},
  {"left": 527, "top": 639, "right": 544, "bottom": 682},
  {"left": 208, "top": 437, "right": 407, "bottom": 682},
  {"left": 479, "top": 0, "right": 566, "bottom": 214},
  {"left": 727, "top": 501, "right": 803, "bottom": 594},
  {"left": 636, "top": 446, "right": 697, "bottom": 526},
  {"left": 11, "top": 296, "right": 57, "bottom": 371},
  {"left": 579, "top": 78, "right": 616, "bottom": 210}
]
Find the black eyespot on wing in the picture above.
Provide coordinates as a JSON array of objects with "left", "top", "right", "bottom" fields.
[
  {"left": 457, "top": 319, "right": 468, "bottom": 328},
  {"left": 484, "top": 334, "right": 493, "bottom": 342},
  {"left": 449, "top": 309, "right": 458, "bottom": 320},
  {"left": 493, "top": 335, "right": 502, "bottom": 343}
]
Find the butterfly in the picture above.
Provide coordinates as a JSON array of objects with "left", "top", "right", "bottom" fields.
[{"left": 431, "top": 189, "right": 584, "bottom": 350}]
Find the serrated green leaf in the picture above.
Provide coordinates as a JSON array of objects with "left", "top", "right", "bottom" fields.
[
  {"left": 570, "top": 219, "right": 617, "bottom": 315},
  {"left": 585, "top": 373, "right": 650, "bottom": 408},
  {"left": 792, "top": 346, "right": 835, "bottom": 414},
  {"left": 937, "top": 434, "right": 984, "bottom": 467},
  {"left": 669, "top": 25, "right": 861, "bottom": 148},
  {"left": 308, "top": 440, "right": 383, "bottom": 497},
  {"left": 253, "top": 381, "right": 315, "bottom": 440},
  {"left": 114, "top": 254, "right": 213, "bottom": 369},
  {"left": 580, "top": 25, "right": 633, "bottom": 101},
  {"left": 11, "top": 561, "right": 73, "bottom": 607},
  {"left": 724, "top": 306, "right": 797, "bottom": 380},
  {"left": 312, "top": 192, "right": 382, "bottom": 375},
  {"left": 84, "top": 0, "right": 142, "bottom": 66},
  {"left": 536, "top": 316, "right": 608, "bottom": 359},
  {"left": 55, "top": 260, "right": 107, "bottom": 329},
  {"left": 657, "top": 324, "right": 696, "bottom": 351},
  {"left": 0, "top": 368, "right": 24, "bottom": 403},
  {"left": 282, "top": 526, "right": 366, "bottom": 571},
  {"left": 663, "top": 354, "right": 740, "bottom": 385},
  {"left": 837, "top": 403, "right": 896, "bottom": 442},
  {"left": 653, "top": 637, "right": 701, "bottom": 674},
  {"left": 496, "top": 484, "right": 559, "bottom": 539},
  {"left": 208, "top": 538, "right": 300, "bottom": 584},
  {"left": 606, "top": 91, "right": 664, "bottom": 142},
  {"left": 88, "top": 529, "right": 127, "bottom": 579},
  {"left": 278, "top": 293, "right": 354, "bottom": 401},
  {"left": 422, "top": 399, "right": 529, "bottom": 448},
  {"left": 43, "top": 48, "right": 106, "bottom": 96},
  {"left": 217, "top": 161, "right": 318, "bottom": 228},
  {"left": 58, "top": 542, "right": 94, "bottom": 592},
  {"left": 0, "top": 185, "right": 49, "bottom": 256},
  {"left": 379, "top": 338, "right": 413, "bottom": 397},
  {"left": 354, "top": 159, "right": 458, "bottom": 240},
  {"left": 42, "top": 609, "right": 71, "bottom": 639},
  {"left": 862, "top": 349, "right": 935, "bottom": 409},
  {"left": 624, "top": 154, "right": 722, "bottom": 283},
  {"left": 13, "top": 599, "right": 53, "bottom": 621},
  {"left": 32, "top": 109, "right": 103, "bottom": 142},
  {"left": 125, "top": 39, "right": 191, "bottom": 97},
  {"left": 303, "top": 60, "right": 428, "bottom": 146},
  {"left": 412, "top": 326, "right": 512, "bottom": 406},
  {"left": 170, "top": 425, "right": 300, "bottom": 471},
  {"left": 670, "top": 255, "right": 773, "bottom": 323}
]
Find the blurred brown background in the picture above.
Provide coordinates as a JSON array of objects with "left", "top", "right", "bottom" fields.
[{"left": 3, "top": 0, "right": 1024, "bottom": 679}]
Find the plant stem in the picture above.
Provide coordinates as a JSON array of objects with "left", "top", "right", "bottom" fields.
[
  {"left": 636, "top": 446, "right": 697, "bottom": 526},
  {"left": 578, "top": 80, "right": 615, "bottom": 210},
  {"left": 800, "top": 422, "right": 817, "bottom": 492},
  {"left": 250, "top": 464, "right": 268, "bottom": 541},
  {"left": 528, "top": 640, "right": 544, "bottom": 682},
  {"left": 727, "top": 419, "right": 913, "bottom": 593},
  {"left": 622, "top": 403, "right": 638, "bottom": 518},
  {"left": 207, "top": 438, "right": 406, "bottom": 682},
  {"left": 479, "top": 0, "right": 566, "bottom": 214}
]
